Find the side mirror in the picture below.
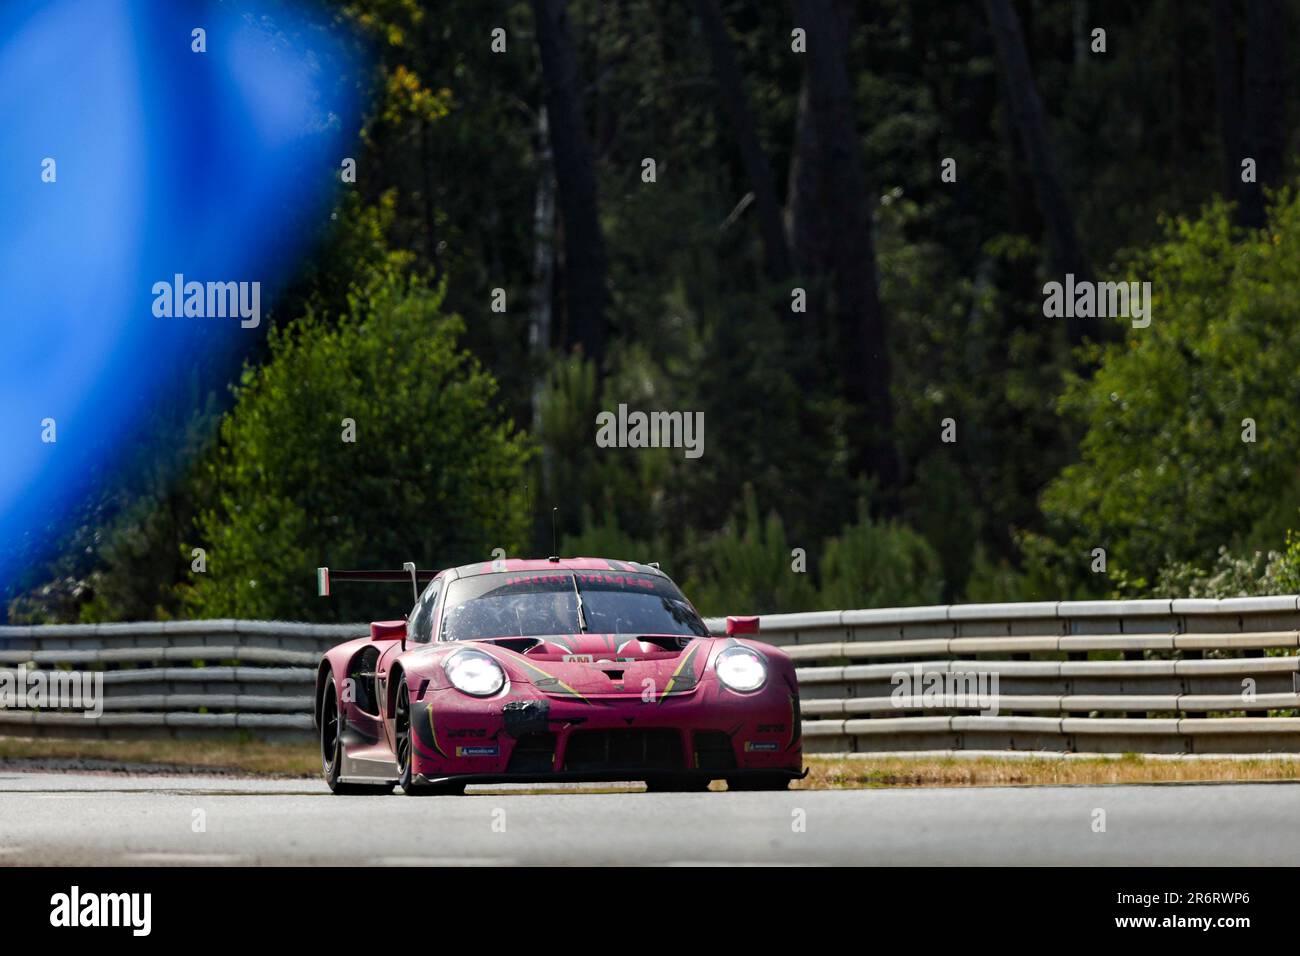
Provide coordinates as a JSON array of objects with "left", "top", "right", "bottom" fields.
[
  {"left": 725, "top": 615, "right": 760, "bottom": 636},
  {"left": 370, "top": 620, "right": 407, "bottom": 644}
]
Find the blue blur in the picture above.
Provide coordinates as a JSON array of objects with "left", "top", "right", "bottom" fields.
[{"left": 0, "top": 0, "right": 362, "bottom": 590}]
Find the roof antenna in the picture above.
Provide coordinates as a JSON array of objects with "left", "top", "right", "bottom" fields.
[{"left": 550, "top": 507, "right": 559, "bottom": 560}]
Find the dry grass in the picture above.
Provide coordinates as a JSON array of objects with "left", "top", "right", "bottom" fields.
[
  {"left": 797, "top": 753, "right": 1300, "bottom": 788},
  {"left": 2, "top": 736, "right": 1299, "bottom": 787},
  {"left": 0, "top": 735, "right": 320, "bottom": 776}
]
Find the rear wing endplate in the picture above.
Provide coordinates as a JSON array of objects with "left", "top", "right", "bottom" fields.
[{"left": 317, "top": 562, "right": 437, "bottom": 601}]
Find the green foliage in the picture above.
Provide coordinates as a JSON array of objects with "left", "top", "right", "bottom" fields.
[
  {"left": 1146, "top": 549, "right": 1276, "bottom": 600},
  {"left": 1272, "top": 530, "right": 1300, "bottom": 595},
  {"left": 559, "top": 486, "right": 943, "bottom": 617},
  {"left": 183, "top": 275, "right": 533, "bottom": 621},
  {"left": 537, "top": 355, "right": 636, "bottom": 535},
  {"left": 1129, "top": 532, "right": 1300, "bottom": 600},
  {"left": 682, "top": 486, "right": 819, "bottom": 616},
  {"left": 559, "top": 505, "right": 667, "bottom": 569},
  {"left": 679, "top": 491, "right": 945, "bottom": 616},
  {"left": 817, "top": 501, "right": 944, "bottom": 611},
  {"left": 342, "top": 0, "right": 540, "bottom": 423},
  {"left": 1041, "top": 193, "right": 1300, "bottom": 587},
  {"left": 962, "top": 544, "right": 1042, "bottom": 604}
]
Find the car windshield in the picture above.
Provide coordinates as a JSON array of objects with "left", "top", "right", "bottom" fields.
[{"left": 440, "top": 570, "right": 709, "bottom": 641}]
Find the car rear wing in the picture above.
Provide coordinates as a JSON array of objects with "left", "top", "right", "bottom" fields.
[{"left": 316, "top": 562, "right": 437, "bottom": 601}]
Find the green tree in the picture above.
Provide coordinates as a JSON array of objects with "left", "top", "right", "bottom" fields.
[
  {"left": 184, "top": 275, "right": 533, "bottom": 621},
  {"left": 817, "top": 500, "right": 944, "bottom": 611},
  {"left": 1040, "top": 192, "right": 1300, "bottom": 587},
  {"left": 682, "top": 485, "right": 819, "bottom": 616}
]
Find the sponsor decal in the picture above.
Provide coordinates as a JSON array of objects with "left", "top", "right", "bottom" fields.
[
  {"left": 744, "top": 741, "right": 780, "bottom": 752},
  {"left": 502, "top": 572, "right": 656, "bottom": 589},
  {"left": 503, "top": 572, "right": 573, "bottom": 587},
  {"left": 456, "top": 744, "right": 500, "bottom": 757},
  {"left": 576, "top": 572, "right": 656, "bottom": 589},
  {"left": 562, "top": 653, "right": 595, "bottom": 663}
]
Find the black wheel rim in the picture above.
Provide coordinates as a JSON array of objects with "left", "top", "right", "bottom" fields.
[
  {"left": 395, "top": 688, "right": 411, "bottom": 777},
  {"left": 322, "top": 689, "right": 340, "bottom": 773}
]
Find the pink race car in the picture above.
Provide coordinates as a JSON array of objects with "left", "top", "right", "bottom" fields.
[{"left": 313, "top": 557, "right": 804, "bottom": 794}]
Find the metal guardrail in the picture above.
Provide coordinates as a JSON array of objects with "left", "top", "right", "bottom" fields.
[
  {"left": 0, "top": 621, "right": 361, "bottom": 738},
  {"left": 706, "top": 597, "right": 1300, "bottom": 754},
  {"left": 1, "top": 599, "right": 1299, "bottom": 753}
]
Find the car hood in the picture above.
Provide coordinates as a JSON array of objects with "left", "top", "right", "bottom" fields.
[{"left": 488, "top": 633, "right": 711, "bottom": 700}]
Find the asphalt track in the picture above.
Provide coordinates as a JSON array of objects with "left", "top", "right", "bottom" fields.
[{"left": 0, "top": 771, "right": 1297, "bottom": 865}]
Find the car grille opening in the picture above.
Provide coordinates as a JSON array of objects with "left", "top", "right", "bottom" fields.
[
  {"left": 562, "top": 729, "right": 684, "bottom": 772},
  {"left": 692, "top": 730, "right": 737, "bottom": 771},
  {"left": 506, "top": 732, "right": 557, "bottom": 773}
]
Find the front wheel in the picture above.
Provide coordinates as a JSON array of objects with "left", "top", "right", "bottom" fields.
[
  {"left": 396, "top": 681, "right": 464, "bottom": 796},
  {"left": 321, "top": 676, "right": 392, "bottom": 795}
]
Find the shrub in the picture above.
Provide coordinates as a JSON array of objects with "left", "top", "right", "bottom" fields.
[{"left": 183, "top": 275, "right": 533, "bottom": 621}]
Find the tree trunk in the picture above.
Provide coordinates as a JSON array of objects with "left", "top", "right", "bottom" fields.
[
  {"left": 983, "top": 0, "right": 1094, "bottom": 342},
  {"left": 530, "top": 105, "right": 556, "bottom": 434},
  {"left": 693, "top": 0, "right": 792, "bottom": 283},
  {"left": 1071, "top": 0, "right": 1089, "bottom": 67},
  {"left": 781, "top": 80, "right": 830, "bottom": 404},
  {"left": 1211, "top": 0, "right": 1243, "bottom": 205},
  {"left": 785, "top": 81, "right": 830, "bottom": 348},
  {"left": 532, "top": 0, "right": 608, "bottom": 370},
  {"left": 1239, "top": 0, "right": 1287, "bottom": 229},
  {"left": 789, "top": 0, "right": 898, "bottom": 493}
]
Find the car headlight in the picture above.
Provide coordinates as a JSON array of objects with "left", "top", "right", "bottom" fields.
[
  {"left": 444, "top": 649, "right": 506, "bottom": 697},
  {"left": 715, "top": 646, "right": 767, "bottom": 692}
]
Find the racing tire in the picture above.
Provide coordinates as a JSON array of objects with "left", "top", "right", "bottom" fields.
[
  {"left": 395, "top": 682, "right": 465, "bottom": 796},
  {"left": 726, "top": 773, "right": 792, "bottom": 792},
  {"left": 321, "top": 676, "right": 393, "bottom": 795},
  {"left": 644, "top": 775, "right": 711, "bottom": 793}
]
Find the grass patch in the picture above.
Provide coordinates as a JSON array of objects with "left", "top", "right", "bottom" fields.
[
  {"left": 2, "top": 737, "right": 1299, "bottom": 787},
  {"left": 0, "top": 735, "right": 319, "bottom": 777},
  {"left": 797, "top": 753, "right": 1300, "bottom": 788}
]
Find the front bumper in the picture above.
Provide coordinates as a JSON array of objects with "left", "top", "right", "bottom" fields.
[{"left": 410, "top": 676, "right": 803, "bottom": 781}]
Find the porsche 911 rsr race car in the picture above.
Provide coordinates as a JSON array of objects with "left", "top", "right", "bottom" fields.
[{"left": 313, "top": 557, "right": 804, "bottom": 794}]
